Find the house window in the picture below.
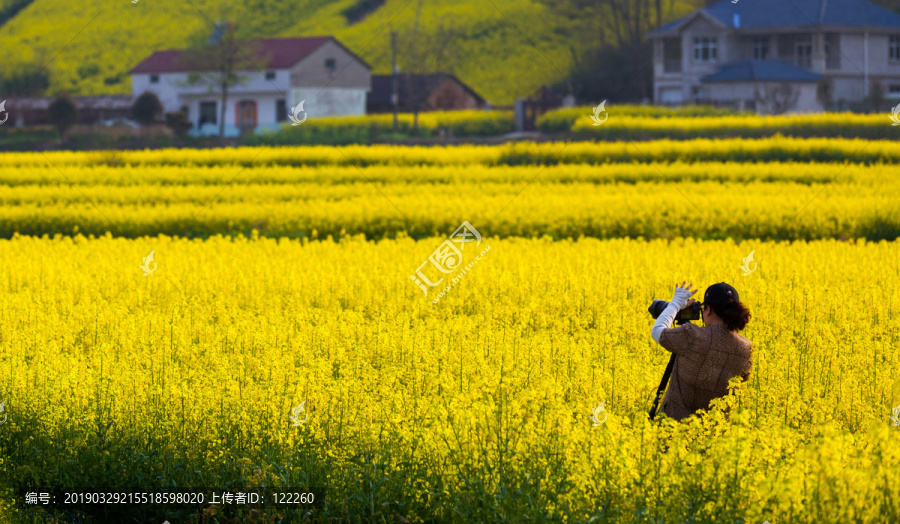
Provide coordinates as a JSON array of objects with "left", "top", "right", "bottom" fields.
[
  {"left": 825, "top": 33, "right": 840, "bottom": 70},
  {"left": 150, "top": 74, "right": 159, "bottom": 83},
  {"left": 889, "top": 85, "right": 900, "bottom": 98},
  {"left": 693, "top": 37, "right": 717, "bottom": 62},
  {"left": 794, "top": 35, "right": 812, "bottom": 69},
  {"left": 325, "top": 58, "right": 336, "bottom": 71},
  {"left": 199, "top": 101, "right": 217, "bottom": 126},
  {"left": 752, "top": 37, "right": 769, "bottom": 60},
  {"left": 276, "top": 99, "right": 287, "bottom": 122},
  {"left": 890, "top": 36, "right": 900, "bottom": 61},
  {"left": 265, "top": 71, "right": 276, "bottom": 80},
  {"left": 664, "top": 38, "right": 681, "bottom": 73}
]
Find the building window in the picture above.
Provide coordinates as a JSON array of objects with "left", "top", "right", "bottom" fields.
[
  {"left": 325, "top": 58, "right": 336, "bottom": 71},
  {"left": 150, "top": 74, "right": 159, "bottom": 83},
  {"left": 890, "top": 36, "right": 900, "bottom": 62},
  {"left": 889, "top": 85, "right": 900, "bottom": 98},
  {"left": 276, "top": 99, "right": 287, "bottom": 122},
  {"left": 794, "top": 35, "right": 812, "bottom": 69},
  {"left": 663, "top": 38, "right": 681, "bottom": 73},
  {"left": 199, "top": 101, "right": 217, "bottom": 126},
  {"left": 265, "top": 71, "right": 276, "bottom": 80},
  {"left": 693, "top": 37, "right": 717, "bottom": 62},
  {"left": 825, "top": 33, "right": 840, "bottom": 70},
  {"left": 752, "top": 37, "right": 769, "bottom": 60}
]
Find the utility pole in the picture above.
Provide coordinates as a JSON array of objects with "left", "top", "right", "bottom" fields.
[{"left": 391, "top": 31, "right": 399, "bottom": 133}]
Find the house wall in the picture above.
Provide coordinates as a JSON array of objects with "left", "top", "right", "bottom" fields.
[
  {"left": 289, "top": 40, "right": 370, "bottom": 89},
  {"left": 705, "top": 81, "right": 822, "bottom": 113},
  {"left": 133, "top": 69, "right": 292, "bottom": 136},
  {"left": 824, "top": 32, "right": 900, "bottom": 101},
  {"left": 286, "top": 39, "right": 370, "bottom": 117},
  {"left": 289, "top": 87, "right": 367, "bottom": 118},
  {"left": 654, "top": 16, "right": 728, "bottom": 104}
]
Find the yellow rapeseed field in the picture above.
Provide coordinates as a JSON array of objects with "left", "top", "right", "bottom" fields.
[{"left": 1, "top": 141, "right": 899, "bottom": 523}]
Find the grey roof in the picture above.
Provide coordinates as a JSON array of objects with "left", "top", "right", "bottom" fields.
[
  {"left": 651, "top": 0, "right": 900, "bottom": 34},
  {"left": 700, "top": 60, "right": 822, "bottom": 82}
]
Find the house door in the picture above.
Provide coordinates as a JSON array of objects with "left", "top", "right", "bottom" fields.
[{"left": 236, "top": 100, "right": 257, "bottom": 130}]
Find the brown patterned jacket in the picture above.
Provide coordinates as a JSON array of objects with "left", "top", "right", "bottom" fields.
[{"left": 658, "top": 322, "right": 752, "bottom": 421}]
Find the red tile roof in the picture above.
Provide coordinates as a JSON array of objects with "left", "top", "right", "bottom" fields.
[{"left": 131, "top": 36, "right": 346, "bottom": 74}]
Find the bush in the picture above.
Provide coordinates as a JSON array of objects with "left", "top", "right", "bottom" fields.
[
  {"left": 165, "top": 111, "right": 192, "bottom": 137},
  {"left": 47, "top": 94, "right": 79, "bottom": 139},
  {"left": 131, "top": 92, "right": 164, "bottom": 127}
]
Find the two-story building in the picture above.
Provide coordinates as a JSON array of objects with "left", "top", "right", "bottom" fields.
[
  {"left": 647, "top": 0, "right": 900, "bottom": 113},
  {"left": 130, "top": 34, "right": 371, "bottom": 136}
]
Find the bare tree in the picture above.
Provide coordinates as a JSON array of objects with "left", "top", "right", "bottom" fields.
[
  {"left": 401, "top": 0, "right": 458, "bottom": 134},
  {"left": 177, "top": 21, "right": 266, "bottom": 140},
  {"left": 754, "top": 83, "right": 800, "bottom": 115},
  {"left": 540, "top": 0, "right": 674, "bottom": 101}
]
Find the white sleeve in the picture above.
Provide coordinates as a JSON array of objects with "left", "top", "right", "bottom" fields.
[{"left": 650, "top": 288, "right": 693, "bottom": 343}]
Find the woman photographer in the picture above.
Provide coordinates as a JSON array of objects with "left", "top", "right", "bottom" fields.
[{"left": 650, "top": 282, "right": 752, "bottom": 421}]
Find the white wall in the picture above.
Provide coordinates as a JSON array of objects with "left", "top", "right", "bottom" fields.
[
  {"left": 133, "top": 69, "right": 294, "bottom": 134},
  {"left": 289, "top": 87, "right": 367, "bottom": 117},
  {"left": 706, "top": 81, "right": 823, "bottom": 113}
]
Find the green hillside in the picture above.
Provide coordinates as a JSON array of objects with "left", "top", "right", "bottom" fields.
[{"left": 0, "top": 0, "right": 700, "bottom": 104}]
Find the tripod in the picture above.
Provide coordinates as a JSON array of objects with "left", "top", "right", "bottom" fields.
[{"left": 648, "top": 319, "right": 692, "bottom": 420}]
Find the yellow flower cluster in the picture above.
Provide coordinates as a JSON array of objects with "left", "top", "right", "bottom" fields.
[
  {"left": 1, "top": 136, "right": 899, "bottom": 522},
  {"left": 2, "top": 137, "right": 900, "bottom": 168},
  {"left": 0, "top": 154, "right": 898, "bottom": 240},
  {"left": 0, "top": 235, "right": 898, "bottom": 522}
]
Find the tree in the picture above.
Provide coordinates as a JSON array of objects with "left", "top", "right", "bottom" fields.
[
  {"left": 47, "top": 93, "right": 78, "bottom": 140},
  {"left": 754, "top": 83, "right": 799, "bottom": 115},
  {"left": 177, "top": 21, "right": 265, "bottom": 140},
  {"left": 539, "top": 0, "right": 676, "bottom": 102},
  {"left": 400, "top": 0, "right": 458, "bottom": 134},
  {"left": 131, "top": 91, "right": 163, "bottom": 128}
]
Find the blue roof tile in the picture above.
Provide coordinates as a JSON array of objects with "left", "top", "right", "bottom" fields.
[{"left": 652, "top": 0, "right": 900, "bottom": 32}]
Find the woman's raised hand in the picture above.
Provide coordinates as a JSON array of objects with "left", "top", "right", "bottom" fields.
[{"left": 672, "top": 281, "right": 698, "bottom": 307}]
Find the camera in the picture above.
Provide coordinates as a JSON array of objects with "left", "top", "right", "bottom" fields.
[{"left": 648, "top": 300, "right": 701, "bottom": 325}]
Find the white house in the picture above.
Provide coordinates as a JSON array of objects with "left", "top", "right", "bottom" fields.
[{"left": 130, "top": 36, "right": 372, "bottom": 136}]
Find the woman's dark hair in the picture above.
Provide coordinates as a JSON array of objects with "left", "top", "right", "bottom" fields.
[{"left": 709, "top": 298, "right": 751, "bottom": 331}]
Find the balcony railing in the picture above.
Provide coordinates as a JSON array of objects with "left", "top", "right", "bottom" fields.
[{"left": 664, "top": 59, "right": 682, "bottom": 73}]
